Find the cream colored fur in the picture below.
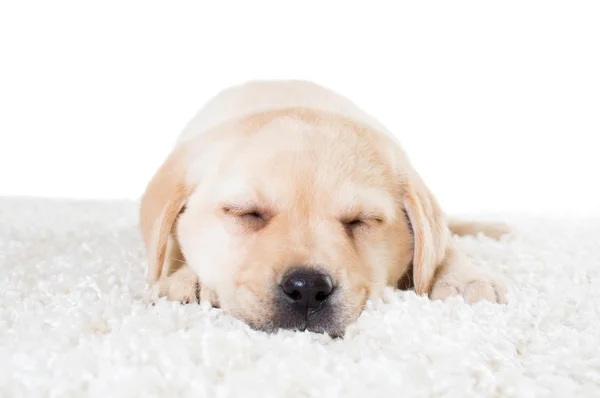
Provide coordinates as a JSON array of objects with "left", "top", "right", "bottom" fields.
[{"left": 140, "top": 80, "right": 508, "bottom": 334}]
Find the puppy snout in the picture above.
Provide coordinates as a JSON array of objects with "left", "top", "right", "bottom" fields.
[{"left": 280, "top": 268, "right": 334, "bottom": 309}]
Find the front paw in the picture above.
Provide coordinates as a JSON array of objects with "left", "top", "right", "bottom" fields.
[
  {"left": 154, "top": 266, "right": 220, "bottom": 307},
  {"left": 156, "top": 269, "right": 200, "bottom": 304},
  {"left": 430, "top": 276, "right": 507, "bottom": 304}
]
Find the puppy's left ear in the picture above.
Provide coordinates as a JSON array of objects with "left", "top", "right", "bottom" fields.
[
  {"left": 139, "top": 144, "right": 192, "bottom": 284},
  {"left": 402, "top": 172, "right": 452, "bottom": 295}
]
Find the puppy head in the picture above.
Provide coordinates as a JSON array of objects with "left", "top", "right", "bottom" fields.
[{"left": 141, "top": 108, "right": 450, "bottom": 336}]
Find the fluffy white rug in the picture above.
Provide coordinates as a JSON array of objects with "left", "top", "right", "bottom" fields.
[{"left": 1, "top": 197, "right": 599, "bottom": 397}]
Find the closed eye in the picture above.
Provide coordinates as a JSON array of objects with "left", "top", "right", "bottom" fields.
[
  {"left": 341, "top": 212, "right": 384, "bottom": 225},
  {"left": 341, "top": 215, "right": 383, "bottom": 234},
  {"left": 343, "top": 219, "right": 366, "bottom": 228},
  {"left": 342, "top": 218, "right": 369, "bottom": 239},
  {"left": 224, "top": 206, "right": 265, "bottom": 218},
  {"left": 223, "top": 205, "right": 270, "bottom": 230},
  {"left": 239, "top": 210, "right": 264, "bottom": 221}
]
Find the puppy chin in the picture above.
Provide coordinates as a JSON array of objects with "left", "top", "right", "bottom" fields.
[
  {"left": 232, "top": 291, "right": 353, "bottom": 338},
  {"left": 242, "top": 316, "right": 348, "bottom": 339}
]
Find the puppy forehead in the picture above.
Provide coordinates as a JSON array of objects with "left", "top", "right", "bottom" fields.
[
  {"left": 210, "top": 111, "right": 398, "bottom": 212},
  {"left": 217, "top": 170, "right": 396, "bottom": 218}
]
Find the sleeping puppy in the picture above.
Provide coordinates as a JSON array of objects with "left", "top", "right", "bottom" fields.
[{"left": 140, "top": 80, "right": 508, "bottom": 336}]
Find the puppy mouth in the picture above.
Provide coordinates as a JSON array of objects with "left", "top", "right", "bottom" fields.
[
  {"left": 238, "top": 305, "right": 347, "bottom": 337},
  {"left": 297, "top": 317, "right": 345, "bottom": 338},
  {"left": 266, "top": 288, "right": 346, "bottom": 336},
  {"left": 289, "top": 306, "right": 329, "bottom": 332},
  {"left": 263, "top": 316, "right": 345, "bottom": 338}
]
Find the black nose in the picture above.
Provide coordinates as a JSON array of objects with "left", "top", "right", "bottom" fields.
[{"left": 281, "top": 269, "right": 334, "bottom": 309}]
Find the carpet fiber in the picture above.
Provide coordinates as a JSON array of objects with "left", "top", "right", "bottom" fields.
[{"left": 1, "top": 197, "right": 599, "bottom": 397}]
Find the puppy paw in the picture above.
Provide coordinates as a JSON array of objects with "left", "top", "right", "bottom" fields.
[
  {"left": 430, "top": 276, "right": 507, "bottom": 304},
  {"left": 156, "top": 267, "right": 200, "bottom": 304},
  {"left": 199, "top": 286, "right": 220, "bottom": 308}
]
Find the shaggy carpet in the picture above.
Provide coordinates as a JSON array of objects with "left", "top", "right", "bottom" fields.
[{"left": 1, "top": 197, "right": 599, "bottom": 397}]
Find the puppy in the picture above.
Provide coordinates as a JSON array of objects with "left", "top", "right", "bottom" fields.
[{"left": 140, "top": 80, "right": 508, "bottom": 336}]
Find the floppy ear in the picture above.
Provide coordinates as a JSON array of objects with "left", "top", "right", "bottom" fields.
[
  {"left": 402, "top": 173, "right": 451, "bottom": 295},
  {"left": 139, "top": 145, "right": 191, "bottom": 284}
]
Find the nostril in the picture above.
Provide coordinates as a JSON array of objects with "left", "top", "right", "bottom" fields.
[
  {"left": 286, "top": 289, "right": 302, "bottom": 302},
  {"left": 315, "top": 290, "right": 331, "bottom": 302}
]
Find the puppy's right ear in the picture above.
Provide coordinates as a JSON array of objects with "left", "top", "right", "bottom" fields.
[{"left": 139, "top": 145, "right": 191, "bottom": 284}]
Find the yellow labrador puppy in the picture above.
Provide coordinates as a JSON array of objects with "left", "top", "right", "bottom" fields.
[{"left": 140, "top": 80, "right": 508, "bottom": 336}]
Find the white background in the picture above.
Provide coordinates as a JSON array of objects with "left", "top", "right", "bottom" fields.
[{"left": 1, "top": 1, "right": 599, "bottom": 217}]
